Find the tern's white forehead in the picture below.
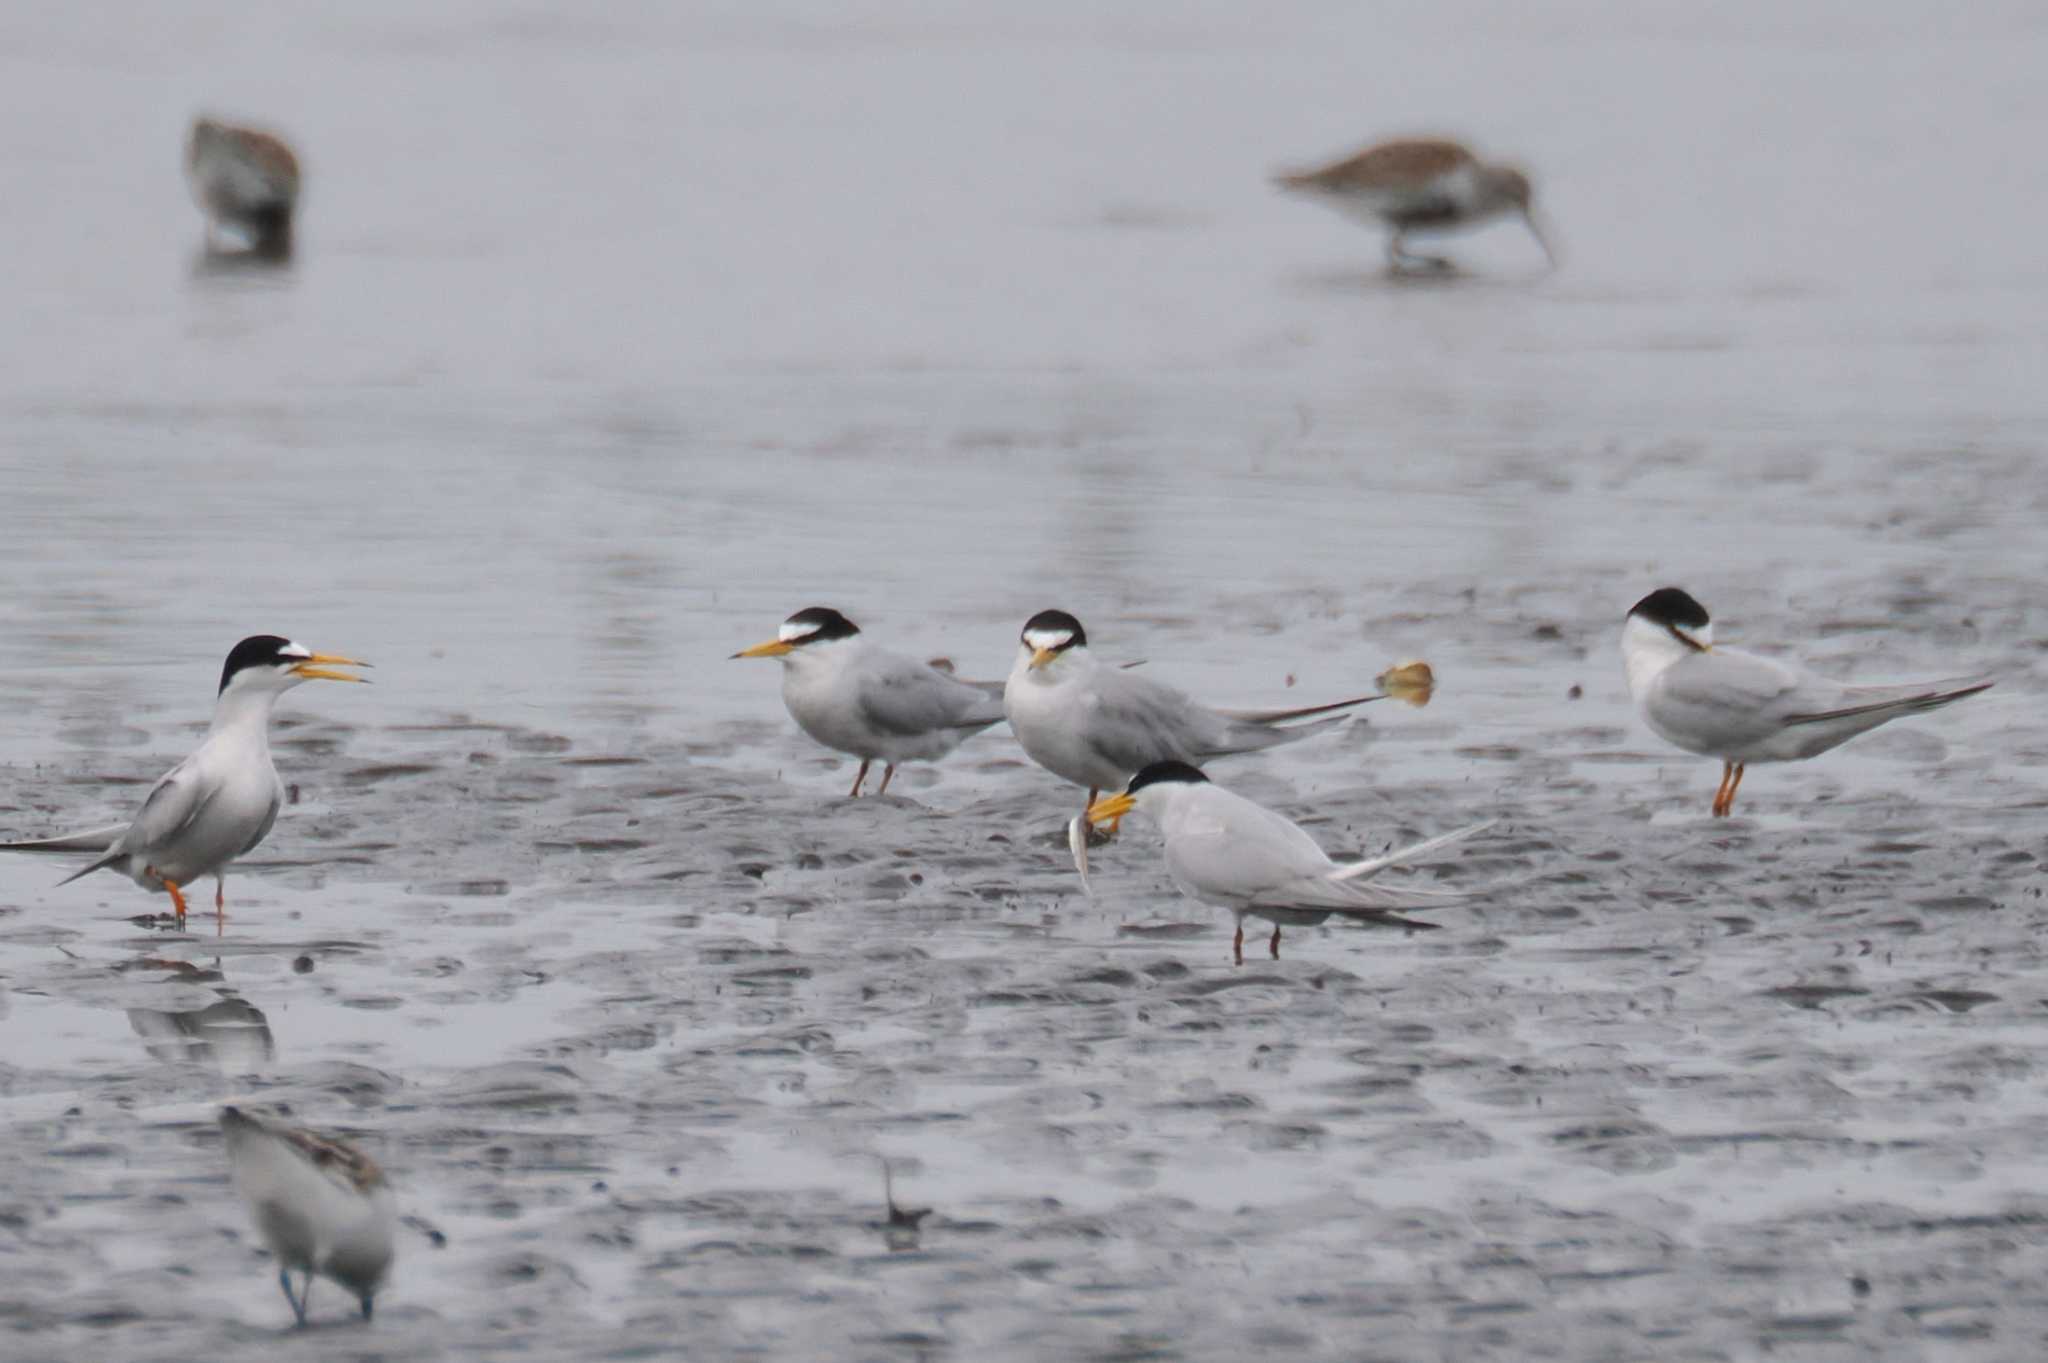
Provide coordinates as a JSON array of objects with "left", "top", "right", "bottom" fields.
[
  {"left": 281, "top": 640, "right": 312, "bottom": 659},
  {"left": 1023, "top": 627, "right": 1076, "bottom": 651},
  {"left": 777, "top": 620, "right": 819, "bottom": 643}
]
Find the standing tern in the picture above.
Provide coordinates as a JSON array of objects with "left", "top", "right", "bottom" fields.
[
  {"left": 1004, "top": 609, "right": 1400, "bottom": 821},
  {"left": 186, "top": 115, "right": 302, "bottom": 259},
  {"left": 733, "top": 607, "right": 1006, "bottom": 797},
  {"left": 0, "top": 636, "right": 369, "bottom": 929},
  {"left": 1623, "top": 587, "right": 1993, "bottom": 817},
  {"left": 1085, "top": 761, "right": 1492, "bottom": 964},
  {"left": 219, "top": 1105, "right": 396, "bottom": 1326}
]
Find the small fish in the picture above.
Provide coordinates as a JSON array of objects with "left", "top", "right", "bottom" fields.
[
  {"left": 1067, "top": 814, "right": 1093, "bottom": 895},
  {"left": 1375, "top": 660, "right": 1435, "bottom": 707}
]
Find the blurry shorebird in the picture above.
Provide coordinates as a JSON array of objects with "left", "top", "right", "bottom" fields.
[
  {"left": 220, "top": 1106, "right": 396, "bottom": 1326},
  {"left": 1085, "top": 761, "right": 1490, "bottom": 964},
  {"left": 186, "top": 116, "right": 301, "bottom": 258},
  {"left": 1623, "top": 587, "right": 1993, "bottom": 817},
  {"left": 1005, "top": 609, "right": 1425, "bottom": 825},
  {"left": 1274, "top": 137, "right": 1553, "bottom": 272},
  {"left": 0, "top": 637, "right": 369, "bottom": 930},
  {"left": 733, "top": 607, "right": 1006, "bottom": 796}
]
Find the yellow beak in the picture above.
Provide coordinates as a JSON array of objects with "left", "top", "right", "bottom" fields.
[
  {"left": 1084, "top": 791, "right": 1135, "bottom": 827},
  {"left": 290, "top": 653, "right": 371, "bottom": 684},
  {"left": 732, "top": 639, "right": 795, "bottom": 659},
  {"left": 1028, "top": 646, "right": 1059, "bottom": 670}
]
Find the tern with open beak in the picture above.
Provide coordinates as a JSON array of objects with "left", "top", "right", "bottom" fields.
[{"left": 0, "top": 636, "right": 369, "bottom": 930}]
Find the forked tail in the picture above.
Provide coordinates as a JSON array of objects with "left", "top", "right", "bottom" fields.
[
  {"left": 1328, "top": 819, "right": 1497, "bottom": 885},
  {"left": 1785, "top": 677, "right": 1993, "bottom": 727},
  {"left": 1, "top": 824, "right": 127, "bottom": 854}
]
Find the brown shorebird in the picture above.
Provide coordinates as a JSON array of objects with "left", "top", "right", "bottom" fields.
[
  {"left": 220, "top": 1106, "right": 396, "bottom": 1325},
  {"left": 186, "top": 116, "right": 302, "bottom": 258},
  {"left": 1274, "top": 137, "right": 1553, "bottom": 273}
]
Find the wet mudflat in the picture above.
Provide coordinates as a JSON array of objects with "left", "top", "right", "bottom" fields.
[{"left": 5, "top": 1, "right": 2048, "bottom": 1360}]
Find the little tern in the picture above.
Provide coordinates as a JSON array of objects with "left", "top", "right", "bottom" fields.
[
  {"left": 219, "top": 1106, "right": 396, "bottom": 1326},
  {"left": 1623, "top": 587, "right": 1993, "bottom": 817},
  {"left": 1085, "top": 761, "right": 1491, "bottom": 964},
  {"left": 186, "top": 116, "right": 302, "bottom": 259},
  {"left": 0, "top": 636, "right": 369, "bottom": 929},
  {"left": 1004, "top": 609, "right": 1389, "bottom": 821},
  {"left": 733, "top": 607, "right": 1006, "bottom": 796}
]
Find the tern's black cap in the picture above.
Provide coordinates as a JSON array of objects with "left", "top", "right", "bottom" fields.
[
  {"left": 219, "top": 635, "right": 300, "bottom": 694},
  {"left": 1126, "top": 760, "right": 1209, "bottom": 793},
  {"left": 1628, "top": 588, "right": 1710, "bottom": 630},
  {"left": 783, "top": 607, "right": 861, "bottom": 643},
  {"left": 1021, "top": 609, "right": 1086, "bottom": 649}
]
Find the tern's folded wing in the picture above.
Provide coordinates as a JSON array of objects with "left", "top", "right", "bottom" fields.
[
  {"left": 1075, "top": 671, "right": 1210, "bottom": 775},
  {"left": 856, "top": 656, "right": 1006, "bottom": 736},
  {"left": 1254, "top": 872, "right": 1465, "bottom": 912},
  {"left": 1785, "top": 676, "right": 1992, "bottom": 725},
  {"left": 1648, "top": 649, "right": 1818, "bottom": 746},
  {"left": 124, "top": 760, "right": 218, "bottom": 853},
  {"left": 1162, "top": 795, "right": 1341, "bottom": 905}
]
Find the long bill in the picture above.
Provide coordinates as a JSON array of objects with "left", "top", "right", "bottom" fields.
[
  {"left": 731, "top": 639, "right": 794, "bottom": 659},
  {"left": 290, "top": 653, "right": 372, "bottom": 683},
  {"left": 1084, "top": 792, "right": 1135, "bottom": 827},
  {"left": 1522, "top": 209, "right": 1559, "bottom": 269}
]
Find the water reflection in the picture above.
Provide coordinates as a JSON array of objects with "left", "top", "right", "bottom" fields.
[
  {"left": 875, "top": 1158, "right": 931, "bottom": 1253},
  {"left": 186, "top": 246, "right": 297, "bottom": 285},
  {"left": 120, "top": 958, "right": 274, "bottom": 1071}
]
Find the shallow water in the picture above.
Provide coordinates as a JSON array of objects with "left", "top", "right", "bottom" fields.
[{"left": 3, "top": 2, "right": 2048, "bottom": 1359}]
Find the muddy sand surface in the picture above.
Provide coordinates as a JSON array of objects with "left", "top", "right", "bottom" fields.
[{"left": 5, "top": 1, "right": 2048, "bottom": 1357}]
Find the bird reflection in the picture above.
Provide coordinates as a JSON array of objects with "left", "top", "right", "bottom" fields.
[
  {"left": 122, "top": 958, "right": 274, "bottom": 1070},
  {"left": 876, "top": 1158, "right": 931, "bottom": 1253}
]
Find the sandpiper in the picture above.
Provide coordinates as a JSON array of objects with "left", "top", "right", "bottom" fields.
[
  {"left": 220, "top": 1106, "right": 397, "bottom": 1326},
  {"left": 1274, "top": 137, "right": 1553, "bottom": 272},
  {"left": 186, "top": 116, "right": 302, "bottom": 258}
]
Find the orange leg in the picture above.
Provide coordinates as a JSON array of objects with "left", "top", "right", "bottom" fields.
[
  {"left": 1081, "top": 789, "right": 1123, "bottom": 840},
  {"left": 1232, "top": 922, "right": 1244, "bottom": 966},
  {"left": 876, "top": 763, "right": 897, "bottom": 797},
  {"left": 162, "top": 878, "right": 190, "bottom": 927},
  {"left": 215, "top": 877, "right": 228, "bottom": 934},
  {"left": 848, "top": 759, "right": 870, "bottom": 798},
  {"left": 1723, "top": 762, "right": 1746, "bottom": 817},
  {"left": 1269, "top": 925, "right": 1282, "bottom": 960},
  {"left": 1711, "top": 762, "right": 1733, "bottom": 817}
]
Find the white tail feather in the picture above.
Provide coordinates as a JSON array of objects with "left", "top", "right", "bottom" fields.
[{"left": 1327, "top": 819, "right": 1496, "bottom": 884}]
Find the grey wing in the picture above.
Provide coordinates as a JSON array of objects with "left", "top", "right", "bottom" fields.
[
  {"left": 856, "top": 656, "right": 1005, "bottom": 737},
  {"left": 122, "top": 759, "right": 217, "bottom": 855},
  {"left": 63, "top": 761, "right": 216, "bottom": 883},
  {"left": 1164, "top": 800, "right": 1334, "bottom": 906},
  {"left": 1078, "top": 671, "right": 1209, "bottom": 774},
  {"left": 238, "top": 786, "right": 283, "bottom": 858},
  {"left": 1649, "top": 650, "right": 1829, "bottom": 748}
]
